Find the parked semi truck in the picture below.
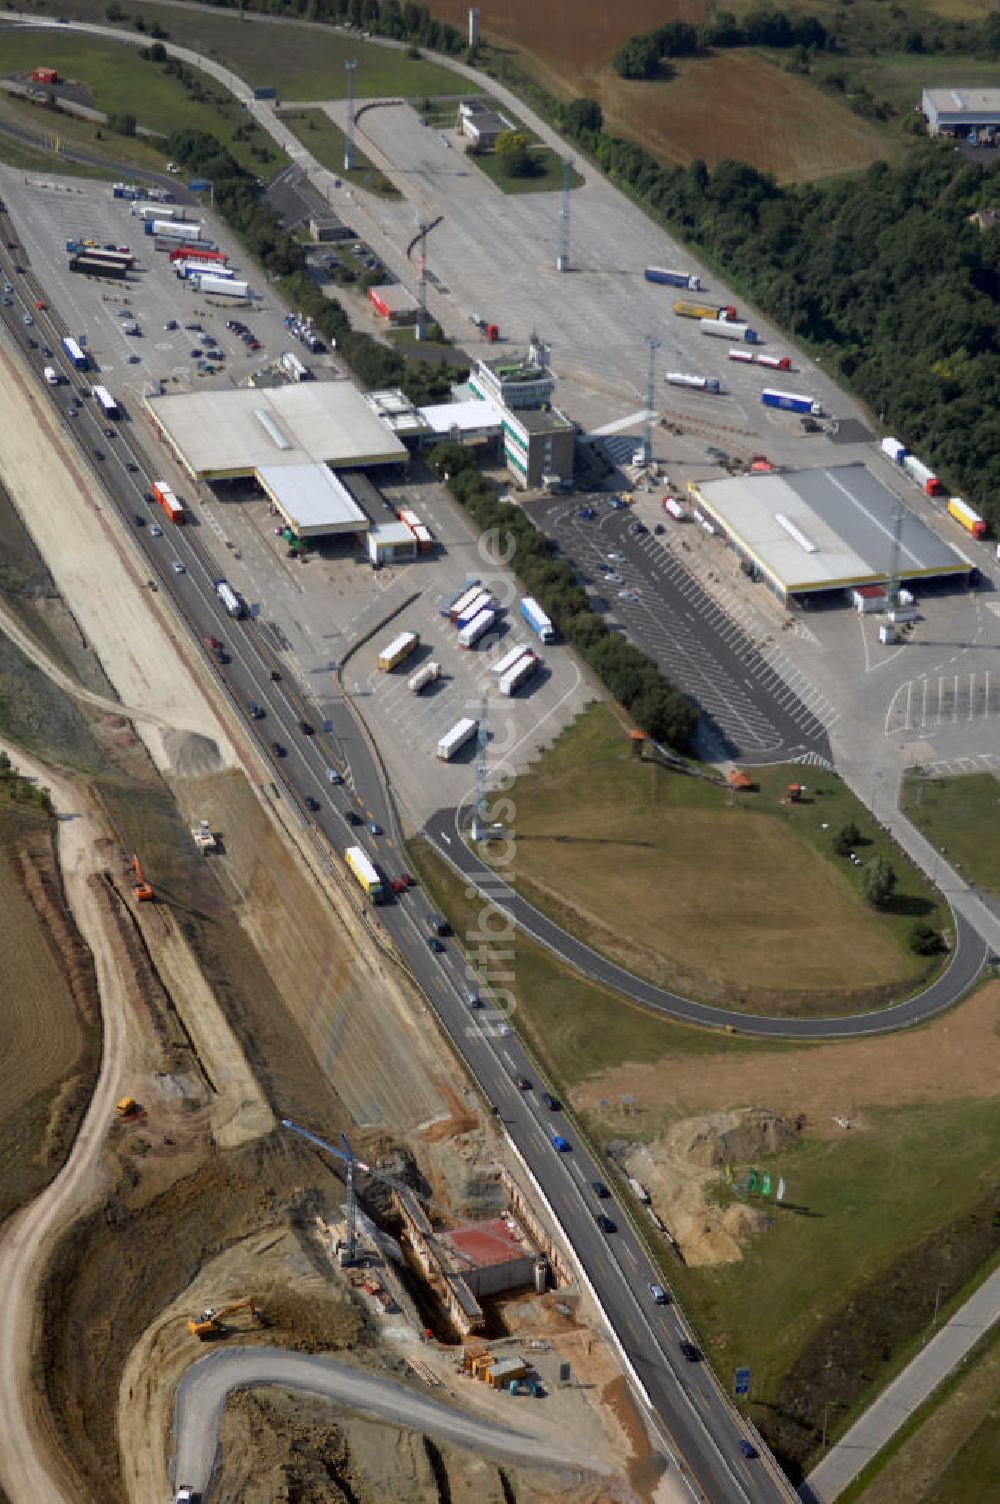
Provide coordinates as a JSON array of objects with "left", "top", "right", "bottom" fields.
[
  {"left": 457, "top": 607, "right": 496, "bottom": 648},
  {"left": 499, "top": 651, "right": 539, "bottom": 697},
  {"left": 902, "top": 453, "right": 945, "bottom": 497},
  {"left": 377, "top": 630, "right": 419, "bottom": 671},
  {"left": 662, "top": 496, "right": 687, "bottom": 521},
  {"left": 344, "top": 845, "right": 383, "bottom": 901},
  {"left": 446, "top": 583, "right": 484, "bottom": 621},
  {"left": 491, "top": 644, "right": 531, "bottom": 678},
  {"left": 407, "top": 660, "right": 440, "bottom": 693},
  {"left": 947, "top": 497, "right": 986, "bottom": 539},
  {"left": 761, "top": 388, "right": 823, "bottom": 417},
  {"left": 645, "top": 266, "right": 701, "bottom": 290},
  {"left": 666, "top": 371, "right": 720, "bottom": 394},
  {"left": 437, "top": 717, "right": 478, "bottom": 761},
  {"left": 673, "top": 299, "right": 737, "bottom": 321},
  {"left": 520, "top": 597, "right": 554, "bottom": 643},
  {"left": 151, "top": 480, "right": 185, "bottom": 524},
  {"left": 193, "top": 274, "right": 250, "bottom": 299},
  {"left": 169, "top": 245, "right": 227, "bottom": 265},
  {"left": 145, "top": 219, "right": 202, "bottom": 241},
  {"left": 880, "top": 436, "right": 907, "bottom": 464},
  {"left": 454, "top": 590, "right": 494, "bottom": 630},
  {"left": 70, "top": 255, "right": 128, "bottom": 279},
  {"left": 729, "top": 349, "right": 791, "bottom": 370},
  {"left": 701, "top": 318, "right": 757, "bottom": 343}
]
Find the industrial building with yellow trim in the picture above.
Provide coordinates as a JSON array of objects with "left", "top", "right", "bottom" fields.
[{"left": 687, "top": 463, "right": 970, "bottom": 606}]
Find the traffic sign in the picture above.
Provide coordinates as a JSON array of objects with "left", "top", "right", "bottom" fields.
[
  {"left": 734, "top": 1366, "right": 751, "bottom": 1398},
  {"left": 187, "top": 179, "right": 211, "bottom": 192}
]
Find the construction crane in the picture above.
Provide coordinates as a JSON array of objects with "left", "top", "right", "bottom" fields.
[
  {"left": 187, "top": 1296, "right": 259, "bottom": 1340},
  {"left": 281, "top": 1119, "right": 539, "bottom": 1272},
  {"left": 129, "top": 853, "right": 153, "bottom": 902}
]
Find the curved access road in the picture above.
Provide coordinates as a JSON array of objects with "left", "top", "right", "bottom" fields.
[
  {"left": 424, "top": 806, "right": 988, "bottom": 1040},
  {"left": 172, "top": 1347, "right": 608, "bottom": 1496}
]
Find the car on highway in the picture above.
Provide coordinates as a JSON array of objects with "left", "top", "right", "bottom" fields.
[
  {"left": 396, "top": 871, "right": 414, "bottom": 887},
  {"left": 679, "top": 1341, "right": 702, "bottom": 1362},
  {"left": 149, "top": 523, "right": 163, "bottom": 537},
  {"left": 325, "top": 767, "right": 343, "bottom": 784},
  {"left": 271, "top": 741, "right": 286, "bottom": 758},
  {"left": 66, "top": 404, "right": 77, "bottom": 416},
  {"left": 34, "top": 299, "right": 46, "bottom": 310},
  {"left": 92, "top": 448, "right": 105, "bottom": 462},
  {"left": 1, "top": 297, "right": 12, "bottom": 307},
  {"left": 2, "top": 282, "right": 11, "bottom": 294},
  {"left": 133, "top": 513, "right": 145, "bottom": 527},
  {"left": 427, "top": 935, "right": 445, "bottom": 953},
  {"left": 247, "top": 702, "right": 264, "bottom": 719},
  {"left": 465, "top": 991, "right": 482, "bottom": 1009},
  {"left": 41, "top": 345, "right": 52, "bottom": 357},
  {"left": 269, "top": 668, "right": 281, "bottom": 681},
  {"left": 551, "top": 1135, "right": 571, "bottom": 1152},
  {"left": 345, "top": 811, "right": 361, "bottom": 826},
  {"left": 22, "top": 313, "right": 32, "bottom": 325},
  {"left": 299, "top": 719, "right": 314, "bottom": 736},
  {"left": 367, "top": 821, "right": 382, "bottom": 836},
  {"left": 172, "top": 560, "right": 185, "bottom": 574},
  {"left": 738, "top": 1440, "right": 757, "bottom": 1460},
  {"left": 515, "top": 1076, "right": 532, "bottom": 1091},
  {"left": 304, "top": 795, "right": 320, "bottom": 812},
  {"left": 592, "top": 1180, "right": 609, "bottom": 1199},
  {"left": 595, "top": 1212, "right": 617, "bottom": 1233},
  {"left": 541, "top": 1092, "right": 560, "bottom": 1111},
  {"left": 649, "top": 1282, "right": 668, "bottom": 1305}
]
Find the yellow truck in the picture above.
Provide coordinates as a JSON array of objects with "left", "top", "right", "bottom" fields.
[
  {"left": 377, "top": 630, "right": 419, "bottom": 671},
  {"left": 345, "top": 846, "right": 384, "bottom": 902},
  {"left": 672, "top": 299, "right": 738, "bottom": 320}
]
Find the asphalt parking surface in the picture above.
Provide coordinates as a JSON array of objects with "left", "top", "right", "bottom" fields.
[{"left": 533, "top": 495, "right": 835, "bottom": 764}]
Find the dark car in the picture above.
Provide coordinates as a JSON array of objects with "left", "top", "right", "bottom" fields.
[
  {"left": 305, "top": 795, "right": 320, "bottom": 812},
  {"left": 633, "top": 521, "right": 648, "bottom": 535},
  {"left": 679, "top": 1341, "right": 702, "bottom": 1362},
  {"left": 595, "top": 1212, "right": 617, "bottom": 1233},
  {"left": 299, "top": 719, "right": 314, "bottom": 735},
  {"left": 93, "top": 448, "right": 105, "bottom": 461},
  {"left": 427, "top": 935, "right": 445, "bottom": 953},
  {"left": 271, "top": 741, "right": 286, "bottom": 758},
  {"left": 346, "top": 811, "right": 361, "bottom": 826},
  {"left": 592, "top": 1180, "right": 609, "bottom": 1199},
  {"left": 515, "top": 1076, "right": 532, "bottom": 1091},
  {"left": 738, "top": 1440, "right": 757, "bottom": 1460},
  {"left": 541, "top": 1092, "right": 561, "bottom": 1112},
  {"left": 189, "top": 348, "right": 203, "bottom": 359},
  {"left": 248, "top": 702, "right": 264, "bottom": 720},
  {"left": 269, "top": 668, "right": 281, "bottom": 681},
  {"left": 134, "top": 514, "right": 145, "bottom": 526}
]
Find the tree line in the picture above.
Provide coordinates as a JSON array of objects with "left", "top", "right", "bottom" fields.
[
  {"left": 164, "top": 125, "right": 466, "bottom": 404},
  {"left": 427, "top": 445, "right": 699, "bottom": 752},
  {"left": 557, "top": 109, "right": 1000, "bottom": 530}
]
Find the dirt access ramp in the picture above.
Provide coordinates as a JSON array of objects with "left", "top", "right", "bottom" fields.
[{"left": 0, "top": 338, "right": 240, "bottom": 780}]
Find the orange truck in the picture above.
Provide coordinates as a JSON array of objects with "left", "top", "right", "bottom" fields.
[{"left": 151, "top": 480, "right": 185, "bottom": 524}]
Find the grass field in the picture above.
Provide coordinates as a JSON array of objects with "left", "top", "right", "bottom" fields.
[
  {"left": 0, "top": 32, "right": 285, "bottom": 174},
  {"left": 49, "top": 0, "right": 467, "bottom": 101},
  {"left": 278, "top": 108, "right": 399, "bottom": 195},
  {"left": 468, "top": 143, "right": 583, "bottom": 194},
  {"left": 492, "top": 705, "right": 948, "bottom": 1014},
  {"left": 902, "top": 771, "right": 1000, "bottom": 897},
  {"left": 845, "top": 1324, "right": 1000, "bottom": 1504}
]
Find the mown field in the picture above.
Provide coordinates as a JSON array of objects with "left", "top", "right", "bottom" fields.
[
  {"left": 44, "top": 0, "right": 466, "bottom": 101},
  {"left": 0, "top": 31, "right": 284, "bottom": 174},
  {"left": 278, "top": 108, "right": 399, "bottom": 195},
  {"left": 491, "top": 704, "right": 948, "bottom": 1014},
  {"left": 902, "top": 770, "right": 1000, "bottom": 898}
]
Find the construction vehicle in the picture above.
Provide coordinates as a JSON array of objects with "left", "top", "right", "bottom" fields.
[
  {"left": 130, "top": 853, "right": 153, "bottom": 902},
  {"left": 116, "top": 1097, "right": 144, "bottom": 1119},
  {"left": 187, "top": 1297, "right": 259, "bottom": 1339}
]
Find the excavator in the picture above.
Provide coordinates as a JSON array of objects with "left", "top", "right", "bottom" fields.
[
  {"left": 187, "top": 1297, "right": 260, "bottom": 1340},
  {"left": 130, "top": 853, "right": 153, "bottom": 902}
]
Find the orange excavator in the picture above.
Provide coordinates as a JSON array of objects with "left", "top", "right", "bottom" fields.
[
  {"left": 187, "top": 1298, "right": 260, "bottom": 1340},
  {"left": 130, "top": 853, "right": 153, "bottom": 902}
]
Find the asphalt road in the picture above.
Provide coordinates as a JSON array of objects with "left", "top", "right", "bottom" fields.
[
  {"left": 424, "top": 804, "right": 986, "bottom": 1040},
  {"left": 172, "top": 1347, "right": 602, "bottom": 1492}
]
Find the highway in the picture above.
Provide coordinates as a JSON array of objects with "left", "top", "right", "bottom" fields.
[{"left": 0, "top": 236, "right": 790, "bottom": 1503}]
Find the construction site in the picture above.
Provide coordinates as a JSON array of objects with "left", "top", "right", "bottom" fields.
[{"left": 0, "top": 308, "right": 657, "bottom": 1504}]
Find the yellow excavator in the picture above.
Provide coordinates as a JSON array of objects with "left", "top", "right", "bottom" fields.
[{"left": 187, "top": 1297, "right": 260, "bottom": 1340}]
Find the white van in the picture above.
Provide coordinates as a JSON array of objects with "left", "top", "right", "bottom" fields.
[{"left": 43, "top": 365, "right": 60, "bottom": 386}]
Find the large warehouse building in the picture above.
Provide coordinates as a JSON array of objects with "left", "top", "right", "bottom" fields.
[
  {"left": 145, "top": 382, "right": 407, "bottom": 539},
  {"left": 922, "top": 86, "right": 1000, "bottom": 137},
  {"left": 689, "top": 464, "right": 970, "bottom": 605}
]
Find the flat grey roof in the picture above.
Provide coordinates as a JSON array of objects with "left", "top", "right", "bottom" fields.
[
  {"left": 924, "top": 87, "right": 1000, "bottom": 116},
  {"left": 257, "top": 463, "right": 369, "bottom": 536},
  {"left": 693, "top": 463, "right": 969, "bottom": 595},
  {"left": 147, "top": 381, "right": 407, "bottom": 478}
]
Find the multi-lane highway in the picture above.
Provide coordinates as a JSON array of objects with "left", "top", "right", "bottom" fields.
[{"left": 0, "top": 229, "right": 793, "bottom": 1503}]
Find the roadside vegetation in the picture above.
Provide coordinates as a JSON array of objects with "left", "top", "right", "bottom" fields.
[
  {"left": 426, "top": 448, "right": 697, "bottom": 752},
  {"left": 164, "top": 125, "right": 468, "bottom": 403},
  {"left": 481, "top": 703, "right": 948, "bottom": 1010},
  {"left": 901, "top": 770, "right": 1000, "bottom": 898},
  {"left": 409, "top": 833, "right": 1000, "bottom": 1484},
  {"left": 277, "top": 108, "right": 399, "bottom": 196}
]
